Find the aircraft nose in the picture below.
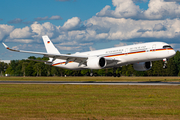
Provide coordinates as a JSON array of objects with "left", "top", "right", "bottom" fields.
[{"left": 171, "top": 49, "right": 176, "bottom": 56}]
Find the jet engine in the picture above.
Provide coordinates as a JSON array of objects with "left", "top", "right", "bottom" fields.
[
  {"left": 133, "top": 61, "right": 152, "bottom": 71},
  {"left": 87, "top": 57, "right": 106, "bottom": 69}
]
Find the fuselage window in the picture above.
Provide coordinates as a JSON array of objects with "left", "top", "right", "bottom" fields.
[{"left": 163, "top": 45, "right": 172, "bottom": 49}]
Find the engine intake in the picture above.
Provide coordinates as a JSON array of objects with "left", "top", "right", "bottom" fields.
[
  {"left": 87, "top": 57, "right": 106, "bottom": 69},
  {"left": 133, "top": 61, "right": 152, "bottom": 71}
]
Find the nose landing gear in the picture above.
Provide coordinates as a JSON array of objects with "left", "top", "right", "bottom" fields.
[{"left": 163, "top": 58, "right": 168, "bottom": 69}]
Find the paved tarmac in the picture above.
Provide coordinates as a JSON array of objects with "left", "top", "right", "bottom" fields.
[{"left": 0, "top": 81, "right": 180, "bottom": 85}]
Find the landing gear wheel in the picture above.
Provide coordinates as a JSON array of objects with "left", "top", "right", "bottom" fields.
[
  {"left": 113, "top": 73, "right": 116, "bottom": 77},
  {"left": 117, "top": 73, "right": 121, "bottom": 77},
  {"left": 163, "top": 58, "right": 168, "bottom": 69},
  {"left": 86, "top": 72, "right": 90, "bottom": 76},
  {"left": 163, "top": 65, "right": 167, "bottom": 69}
]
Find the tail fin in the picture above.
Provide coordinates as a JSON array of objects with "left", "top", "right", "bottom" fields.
[{"left": 42, "top": 35, "right": 60, "bottom": 54}]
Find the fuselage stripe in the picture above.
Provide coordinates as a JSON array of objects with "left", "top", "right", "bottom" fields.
[{"left": 52, "top": 61, "right": 73, "bottom": 66}]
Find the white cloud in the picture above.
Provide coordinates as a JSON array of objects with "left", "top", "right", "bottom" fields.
[
  {"left": 89, "top": 46, "right": 96, "bottom": 51},
  {"left": 164, "top": 0, "right": 180, "bottom": 2},
  {"left": 54, "top": 30, "right": 86, "bottom": 42},
  {"left": 153, "top": 23, "right": 166, "bottom": 31},
  {"left": 49, "top": 15, "right": 63, "bottom": 20},
  {"left": 114, "top": 42, "right": 127, "bottom": 47},
  {"left": 34, "top": 16, "right": 48, "bottom": 21},
  {"left": 79, "top": 43, "right": 93, "bottom": 46},
  {"left": 0, "top": 24, "right": 14, "bottom": 41},
  {"left": 11, "top": 44, "right": 39, "bottom": 51},
  {"left": 59, "top": 41, "right": 78, "bottom": 45},
  {"left": 2, "top": 16, "right": 180, "bottom": 53},
  {"left": 95, "top": 33, "right": 108, "bottom": 39},
  {"left": 56, "top": 45, "right": 81, "bottom": 50},
  {"left": 96, "top": 0, "right": 180, "bottom": 20},
  {"left": 10, "top": 26, "right": 33, "bottom": 39},
  {"left": 62, "top": 17, "right": 81, "bottom": 30},
  {"left": 35, "top": 15, "right": 63, "bottom": 21},
  {"left": 144, "top": 0, "right": 180, "bottom": 19},
  {"left": 5, "top": 39, "right": 34, "bottom": 43},
  {"left": 31, "top": 22, "right": 59, "bottom": 38},
  {"left": 86, "top": 16, "right": 180, "bottom": 40},
  {"left": 8, "top": 18, "right": 23, "bottom": 24},
  {"left": 6, "top": 14, "right": 178, "bottom": 47},
  {"left": 96, "top": 0, "right": 141, "bottom": 18},
  {"left": 1, "top": 0, "right": 180, "bottom": 54}
]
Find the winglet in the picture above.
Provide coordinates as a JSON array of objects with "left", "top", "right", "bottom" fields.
[
  {"left": 2, "top": 42, "right": 20, "bottom": 52},
  {"left": 2, "top": 42, "right": 9, "bottom": 49}
]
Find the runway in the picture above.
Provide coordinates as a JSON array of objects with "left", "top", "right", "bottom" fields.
[{"left": 0, "top": 81, "right": 180, "bottom": 85}]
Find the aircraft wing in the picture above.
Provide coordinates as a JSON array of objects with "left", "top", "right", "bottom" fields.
[
  {"left": 2, "top": 42, "right": 118, "bottom": 67},
  {"left": 2, "top": 43, "right": 88, "bottom": 63}
]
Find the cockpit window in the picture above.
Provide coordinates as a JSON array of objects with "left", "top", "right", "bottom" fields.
[{"left": 163, "top": 45, "right": 172, "bottom": 49}]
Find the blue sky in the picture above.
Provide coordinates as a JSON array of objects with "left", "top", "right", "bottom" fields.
[{"left": 0, "top": 0, "right": 180, "bottom": 60}]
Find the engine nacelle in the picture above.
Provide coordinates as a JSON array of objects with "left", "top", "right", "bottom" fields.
[
  {"left": 87, "top": 57, "right": 106, "bottom": 69},
  {"left": 133, "top": 61, "right": 152, "bottom": 71}
]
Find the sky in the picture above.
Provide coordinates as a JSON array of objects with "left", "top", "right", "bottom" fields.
[{"left": 0, "top": 0, "right": 180, "bottom": 60}]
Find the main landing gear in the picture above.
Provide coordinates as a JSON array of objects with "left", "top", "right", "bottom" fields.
[
  {"left": 86, "top": 70, "right": 97, "bottom": 77},
  {"left": 163, "top": 58, "right": 168, "bottom": 69}
]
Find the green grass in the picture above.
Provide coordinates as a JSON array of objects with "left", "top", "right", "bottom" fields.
[
  {"left": 1, "top": 76, "right": 180, "bottom": 82},
  {"left": 0, "top": 84, "right": 180, "bottom": 119}
]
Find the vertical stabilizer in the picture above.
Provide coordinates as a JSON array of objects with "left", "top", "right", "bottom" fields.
[{"left": 42, "top": 35, "right": 60, "bottom": 54}]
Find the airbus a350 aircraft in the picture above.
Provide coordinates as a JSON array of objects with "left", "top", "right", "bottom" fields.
[{"left": 2, "top": 35, "right": 176, "bottom": 74}]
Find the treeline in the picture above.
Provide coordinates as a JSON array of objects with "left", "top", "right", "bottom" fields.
[{"left": 1, "top": 51, "right": 180, "bottom": 77}]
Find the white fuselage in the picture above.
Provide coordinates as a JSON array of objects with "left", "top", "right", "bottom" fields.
[
  {"left": 3, "top": 35, "right": 175, "bottom": 70},
  {"left": 51, "top": 42, "right": 176, "bottom": 69}
]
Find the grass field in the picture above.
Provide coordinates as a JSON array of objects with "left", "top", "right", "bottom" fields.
[{"left": 0, "top": 77, "right": 180, "bottom": 119}]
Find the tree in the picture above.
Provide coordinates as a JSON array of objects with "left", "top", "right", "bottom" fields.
[
  {"left": 44, "top": 64, "right": 52, "bottom": 76},
  {"left": 173, "top": 51, "right": 180, "bottom": 74},
  {"left": 25, "top": 62, "right": 34, "bottom": 76},
  {"left": 152, "top": 61, "right": 163, "bottom": 76},
  {"left": 2, "top": 51, "right": 180, "bottom": 77},
  {"left": 166, "top": 58, "right": 178, "bottom": 76},
  {"left": 34, "top": 63, "right": 42, "bottom": 76},
  {"left": 121, "top": 65, "right": 128, "bottom": 76},
  {"left": 127, "top": 64, "right": 135, "bottom": 76},
  {"left": 22, "top": 62, "right": 28, "bottom": 77},
  {"left": 146, "top": 67, "right": 153, "bottom": 76},
  {"left": 97, "top": 69, "right": 106, "bottom": 76},
  {"left": 64, "top": 69, "right": 73, "bottom": 76},
  {"left": 0, "top": 62, "right": 5, "bottom": 76},
  {"left": 81, "top": 69, "right": 90, "bottom": 76},
  {"left": 51, "top": 67, "right": 59, "bottom": 76}
]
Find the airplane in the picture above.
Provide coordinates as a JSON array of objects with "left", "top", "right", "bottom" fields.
[{"left": 2, "top": 35, "right": 176, "bottom": 76}]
